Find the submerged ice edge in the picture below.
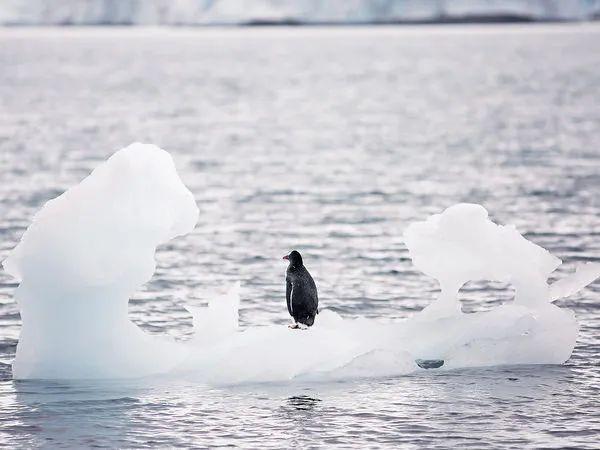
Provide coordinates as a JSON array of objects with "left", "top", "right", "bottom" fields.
[{"left": 3, "top": 143, "right": 599, "bottom": 383}]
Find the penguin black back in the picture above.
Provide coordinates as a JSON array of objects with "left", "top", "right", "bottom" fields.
[{"left": 283, "top": 250, "right": 318, "bottom": 327}]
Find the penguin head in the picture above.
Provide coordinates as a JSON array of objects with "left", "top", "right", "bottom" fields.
[{"left": 283, "top": 250, "right": 303, "bottom": 267}]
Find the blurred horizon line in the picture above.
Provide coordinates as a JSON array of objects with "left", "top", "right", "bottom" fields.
[{"left": 2, "top": 0, "right": 600, "bottom": 27}]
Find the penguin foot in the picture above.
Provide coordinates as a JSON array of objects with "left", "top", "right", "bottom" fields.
[{"left": 288, "top": 323, "right": 300, "bottom": 329}]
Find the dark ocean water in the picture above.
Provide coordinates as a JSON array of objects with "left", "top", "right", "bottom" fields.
[{"left": 0, "top": 25, "right": 599, "bottom": 448}]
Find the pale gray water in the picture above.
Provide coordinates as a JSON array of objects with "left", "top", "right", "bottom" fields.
[{"left": 0, "top": 25, "right": 599, "bottom": 448}]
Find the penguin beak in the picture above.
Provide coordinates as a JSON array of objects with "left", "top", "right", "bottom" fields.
[{"left": 282, "top": 255, "right": 289, "bottom": 261}]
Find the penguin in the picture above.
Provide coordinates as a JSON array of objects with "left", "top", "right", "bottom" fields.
[{"left": 283, "top": 250, "right": 318, "bottom": 329}]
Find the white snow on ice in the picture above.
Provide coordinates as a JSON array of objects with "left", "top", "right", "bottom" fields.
[{"left": 3, "top": 144, "right": 599, "bottom": 383}]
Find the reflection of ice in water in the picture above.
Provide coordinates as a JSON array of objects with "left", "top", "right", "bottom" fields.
[
  {"left": 3, "top": 365, "right": 578, "bottom": 448},
  {"left": 3, "top": 144, "right": 599, "bottom": 382}
]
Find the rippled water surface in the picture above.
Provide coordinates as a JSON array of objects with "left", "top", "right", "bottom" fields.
[{"left": 0, "top": 25, "right": 599, "bottom": 448}]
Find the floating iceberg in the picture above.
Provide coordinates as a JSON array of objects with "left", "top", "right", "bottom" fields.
[
  {"left": 404, "top": 203, "right": 562, "bottom": 316},
  {"left": 3, "top": 144, "right": 599, "bottom": 383},
  {"left": 4, "top": 143, "right": 198, "bottom": 379}
]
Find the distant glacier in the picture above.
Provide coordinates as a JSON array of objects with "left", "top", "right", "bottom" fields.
[{"left": 1, "top": 0, "right": 600, "bottom": 26}]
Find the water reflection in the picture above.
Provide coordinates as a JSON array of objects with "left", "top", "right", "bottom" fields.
[
  {"left": 276, "top": 394, "right": 324, "bottom": 446},
  {"left": 2, "top": 379, "right": 150, "bottom": 447},
  {"left": 286, "top": 395, "right": 322, "bottom": 411},
  {"left": 0, "top": 364, "right": 594, "bottom": 448}
]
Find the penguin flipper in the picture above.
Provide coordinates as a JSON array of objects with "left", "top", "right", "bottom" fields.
[{"left": 286, "top": 278, "right": 293, "bottom": 317}]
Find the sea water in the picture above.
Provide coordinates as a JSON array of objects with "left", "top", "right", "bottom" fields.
[{"left": 0, "top": 25, "right": 599, "bottom": 448}]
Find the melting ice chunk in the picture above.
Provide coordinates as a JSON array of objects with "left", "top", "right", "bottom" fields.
[
  {"left": 3, "top": 143, "right": 199, "bottom": 379},
  {"left": 187, "top": 282, "right": 241, "bottom": 344},
  {"left": 404, "top": 203, "right": 561, "bottom": 315},
  {"left": 3, "top": 148, "right": 599, "bottom": 382},
  {"left": 550, "top": 262, "right": 600, "bottom": 301}
]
